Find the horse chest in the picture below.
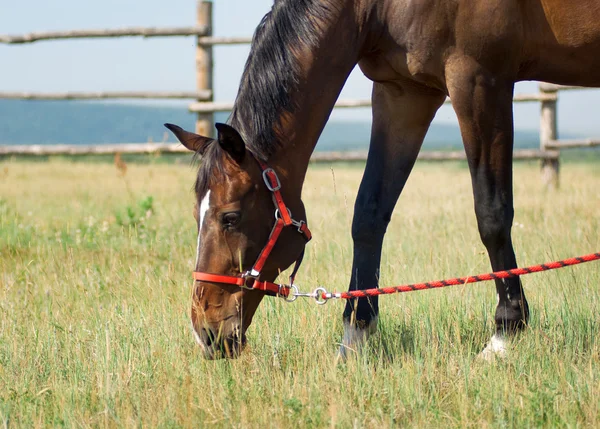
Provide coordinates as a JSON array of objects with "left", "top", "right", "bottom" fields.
[{"left": 359, "top": 49, "right": 445, "bottom": 91}]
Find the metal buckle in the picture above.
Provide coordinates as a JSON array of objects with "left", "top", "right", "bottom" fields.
[
  {"left": 240, "top": 270, "right": 259, "bottom": 290},
  {"left": 262, "top": 168, "right": 281, "bottom": 192}
]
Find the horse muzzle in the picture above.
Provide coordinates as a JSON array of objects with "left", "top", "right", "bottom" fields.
[{"left": 193, "top": 325, "right": 247, "bottom": 359}]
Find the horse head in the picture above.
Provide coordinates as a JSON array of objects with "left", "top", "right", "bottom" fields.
[{"left": 166, "top": 122, "right": 310, "bottom": 359}]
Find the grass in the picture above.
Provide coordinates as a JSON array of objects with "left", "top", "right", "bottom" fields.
[{"left": 0, "top": 158, "right": 599, "bottom": 428}]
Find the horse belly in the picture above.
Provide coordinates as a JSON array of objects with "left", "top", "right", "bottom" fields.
[
  {"left": 538, "top": 0, "right": 600, "bottom": 47},
  {"left": 522, "top": 0, "right": 600, "bottom": 86},
  {"left": 525, "top": 41, "right": 600, "bottom": 87}
]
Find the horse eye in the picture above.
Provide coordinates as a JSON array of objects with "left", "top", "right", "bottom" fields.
[{"left": 222, "top": 212, "right": 241, "bottom": 227}]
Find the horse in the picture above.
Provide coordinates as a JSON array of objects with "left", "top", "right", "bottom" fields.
[{"left": 166, "top": 0, "right": 600, "bottom": 359}]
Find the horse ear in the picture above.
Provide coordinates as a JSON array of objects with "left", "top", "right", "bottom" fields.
[
  {"left": 215, "top": 123, "right": 245, "bottom": 163},
  {"left": 164, "top": 123, "right": 212, "bottom": 154}
]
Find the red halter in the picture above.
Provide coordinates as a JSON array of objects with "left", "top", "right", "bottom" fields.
[{"left": 192, "top": 158, "right": 312, "bottom": 298}]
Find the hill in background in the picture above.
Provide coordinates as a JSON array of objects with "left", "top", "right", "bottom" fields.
[{"left": 0, "top": 100, "right": 545, "bottom": 151}]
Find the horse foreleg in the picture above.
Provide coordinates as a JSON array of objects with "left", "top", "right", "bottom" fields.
[
  {"left": 339, "top": 80, "right": 445, "bottom": 359},
  {"left": 447, "top": 62, "right": 529, "bottom": 360}
]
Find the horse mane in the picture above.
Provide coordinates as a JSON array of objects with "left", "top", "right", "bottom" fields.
[
  {"left": 229, "top": 0, "right": 332, "bottom": 161},
  {"left": 194, "top": 0, "right": 334, "bottom": 196},
  {"left": 193, "top": 142, "right": 226, "bottom": 200}
]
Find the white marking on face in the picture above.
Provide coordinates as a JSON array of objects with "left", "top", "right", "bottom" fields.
[
  {"left": 191, "top": 321, "right": 204, "bottom": 347},
  {"left": 191, "top": 321, "right": 213, "bottom": 359},
  {"left": 195, "top": 191, "right": 211, "bottom": 268}
]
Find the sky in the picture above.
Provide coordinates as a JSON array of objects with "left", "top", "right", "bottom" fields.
[{"left": 1, "top": 0, "right": 599, "bottom": 137}]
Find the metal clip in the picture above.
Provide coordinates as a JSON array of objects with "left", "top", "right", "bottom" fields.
[
  {"left": 313, "top": 287, "right": 329, "bottom": 305},
  {"left": 282, "top": 285, "right": 332, "bottom": 305},
  {"left": 291, "top": 218, "right": 305, "bottom": 232},
  {"left": 283, "top": 284, "right": 299, "bottom": 303}
]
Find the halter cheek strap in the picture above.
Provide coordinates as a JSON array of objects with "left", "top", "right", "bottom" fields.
[{"left": 192, "top": 158, "right": 311, "bottom": 298}]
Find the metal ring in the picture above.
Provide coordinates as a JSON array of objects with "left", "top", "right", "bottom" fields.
[
  {"left": 283, "top": 284, "right": 299, "bottom": 303},
  {"left": 274, "top": 207, "right": 293, "bottom": 221},
  {"left": 313, "top": 287, "right": 328, "bottom": 305}
]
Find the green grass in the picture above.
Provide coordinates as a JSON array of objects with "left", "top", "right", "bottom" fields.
[{"left": 1, "top": 158, "right": 599, "bottom": 428}]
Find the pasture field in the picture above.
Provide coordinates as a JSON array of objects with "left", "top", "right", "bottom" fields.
[{"left": 0, "top": 158, "right": 599, "bottom": 428}]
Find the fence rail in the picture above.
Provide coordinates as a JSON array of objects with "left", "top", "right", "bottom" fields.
[
  {"left": 198, "top": 36, "right": 252, "bottom": 46},
  {"left": 0, "top": 0, "right": 598, "bottom": 187},
  {"left": 546, "top": 139, "right": 600, "bottom": 150},
  {"left": 0, "top": 143, "right": 559, "bottom": 162},
  {"left": 0, "top": 90, "right": 212, "bottom": 100},
  {"left": 0, "top": 143, "right": 187, "bottom": 156},
  {"left": 310, "top": 150, "right": 559, "bottom": 162},
  {"left": 0, "top": 27, "right": 209, "bottom": 44},
  {"left": 538, "top": 83, "right": 586, "bottom": 92},
  {"left": 188, "top": 92, "right": 556, "bottom": 113}
]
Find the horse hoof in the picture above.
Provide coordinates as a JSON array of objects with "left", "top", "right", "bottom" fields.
[
  {"left": 335, "top": 317, "right": 378, "bottom": 362},
  {"left": 477, "top": 334, "right": 508, "bottom": 362},
  {"left": 335, "top": 343, "right": 356, "bottom": 363}
]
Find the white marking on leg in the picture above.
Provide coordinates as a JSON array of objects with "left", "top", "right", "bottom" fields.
[
  {"left": 195, "top": 191, "right": 211, "bottom": 268},
  {"left": 478, "top": 333, "right": 508, "bottom": 361},
  {"left": 337, "top": 316, "right": 378, "bottom": 360},
  {"left": 502, "top": 279, "right": 511, "bottom": 301}
]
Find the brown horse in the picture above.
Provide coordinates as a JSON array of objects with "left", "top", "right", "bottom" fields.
[{"left": 167, "top": 0, "right": 600, "bottom": 359}]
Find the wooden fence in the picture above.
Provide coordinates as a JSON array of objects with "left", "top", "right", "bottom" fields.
[
  {"left": 537, "top": 84, "right": 600, "bottom": 186},
  {"left": 1, "top": 1, "right": 599, "bottom": 187}
]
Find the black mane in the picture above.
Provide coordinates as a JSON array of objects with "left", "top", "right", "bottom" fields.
[
  {"left": 193, "top": 141, "right": 225, "bottom": 201},
  {"left": 194, "top": 0, "right": 332, "bottom": 197},
  {"left": 229, "top": 0, "right": 329, "bottom": 160}
]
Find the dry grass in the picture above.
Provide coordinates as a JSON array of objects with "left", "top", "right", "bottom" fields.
[{"left": 0, "top": 158, "right": 599, "bottom": 427}]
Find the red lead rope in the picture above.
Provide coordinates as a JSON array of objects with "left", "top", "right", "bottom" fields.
[
  {"left": 191, "top": 155, "right": 598, "bottom": 304},
  {"left": 318, "top": 252, "right": 600, "bottom": 301}
]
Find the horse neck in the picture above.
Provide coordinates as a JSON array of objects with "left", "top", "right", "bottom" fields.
[
  {"left": 273, "top": 48, "right": 359, "bottom": 192},
  {"left": 234, "top": 2, "right": 364, "bottom": 198}
]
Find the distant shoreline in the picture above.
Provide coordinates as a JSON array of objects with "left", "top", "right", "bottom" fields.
[{"left": 0, "top": 99, "right": 566, "bottom": 150}]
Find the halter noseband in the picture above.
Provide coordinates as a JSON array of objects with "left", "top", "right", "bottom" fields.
[{"left": 192, "top": 157, "right": 312, "bottom": 298}]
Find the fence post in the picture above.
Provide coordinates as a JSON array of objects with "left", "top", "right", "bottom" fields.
[
  {"left": 539, "top": 83, "right": 559, "bottom": 188},
  {"left": 196, "top": 1, "right": 213, "bottom": 137}
]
